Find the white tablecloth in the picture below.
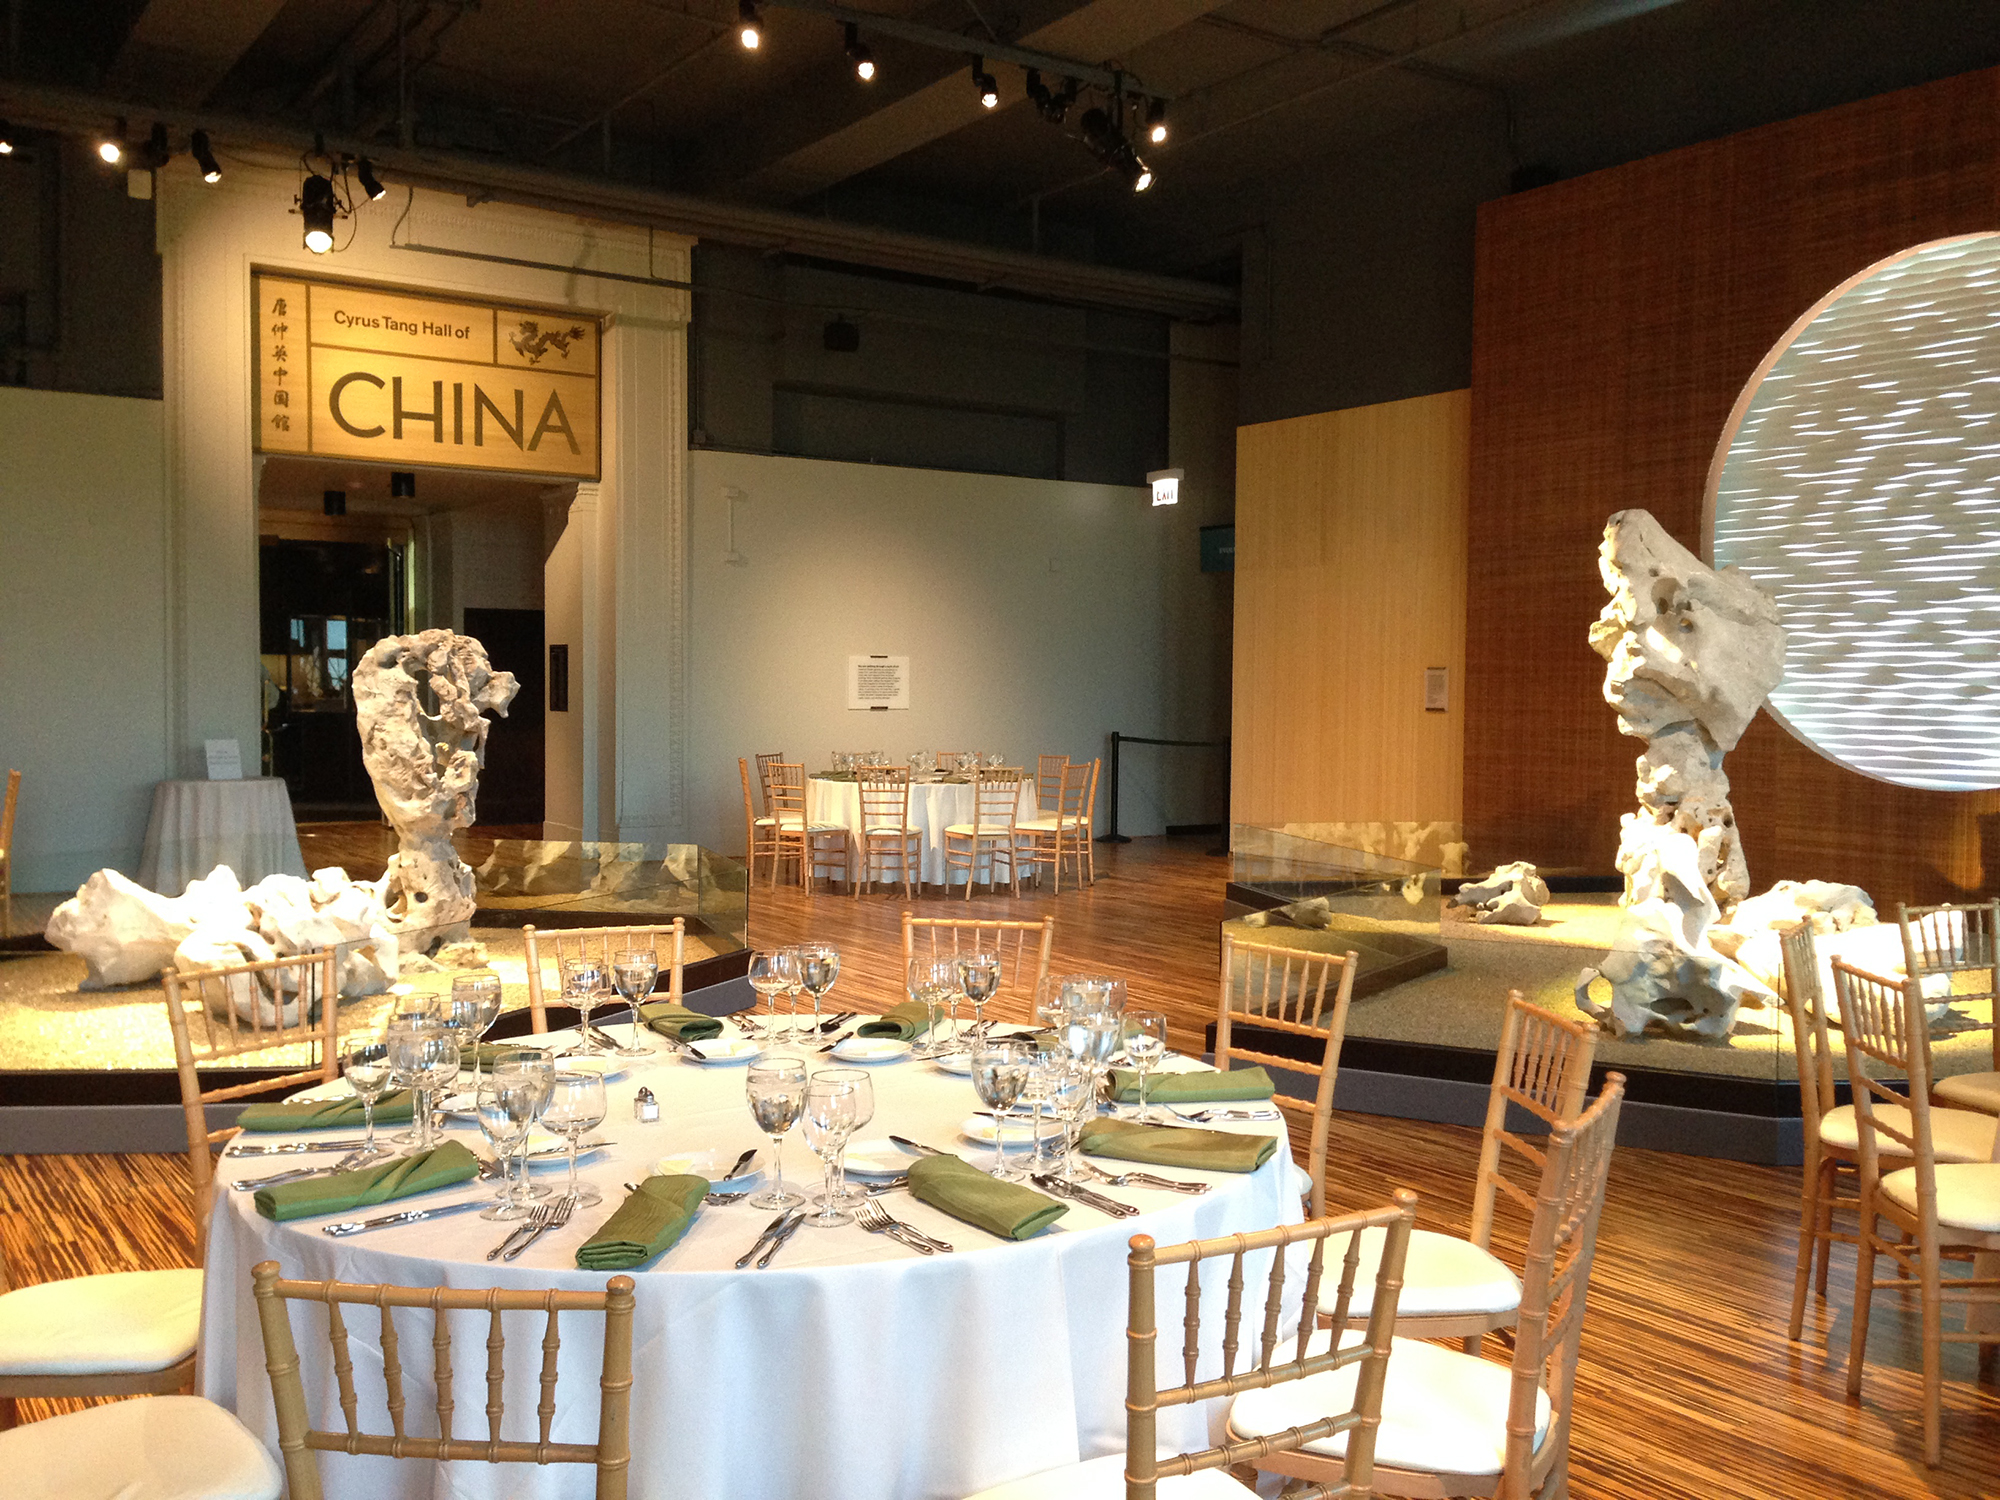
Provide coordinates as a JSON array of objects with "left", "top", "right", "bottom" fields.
[
  {"left": 197, "top": 1033, "right": 1298, "bottom": 1499},
  {"left": 136, "top": 777, "right": 309, "bottom": 896},
  {"left": 808, "top": 778, "right": 1043, "bottom": 887}
]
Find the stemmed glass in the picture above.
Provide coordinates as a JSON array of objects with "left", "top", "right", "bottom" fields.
[
  {"left": 781, "top": 945, "right": 810, "bottom": 1039},
  {"left": 448, "top": 974, "right": 504, "bottom": 1088},
  {"left": 801, "top": 1072, "right": 864, "bottom": 1227},
  {"left": 798, "top": 944, "right": 841, "bottom": 1033},
  {"left": 747, "top": 950, "right": 795, "bottom": 1035},
  {"left": 543, "top": 1071, "right": 607, "bottom": 1207},
  {"left": 746, "top": 1056, "right": 808, "bottom": 1209},
  {"left": 1047, "top": 1059, "right": 1097, "bottom": 1181},
  {"left": 957, "top": 952, "right": 1002, "bottom": 1043},
  {"left": 908, "top": 957, "right": 959, "bottom": 1060},
  {"left": 612, "top": 953, "right": 660, "bottom": 1049},
  {"left": 816, "top": 1067, "right": 874, "bottom": 1206},
  {"left": 389, "top": 1025, "right": 460, "bottom": 1154},
  {"left": 475, "top": 1058, "right": 553, "bottom": 1220},
  {"left": 341, "top": 1039, "right": 395, "bottom": 1166},
  {"left": 563, "top": 956, "right": 609, "bottom": 1055},
  {"left": 971, "top": 1040, "right": 1031, "bottom": 1180},
  {"left": 1124, "top": 1010, "right": 1169, "bottom": 1122}
]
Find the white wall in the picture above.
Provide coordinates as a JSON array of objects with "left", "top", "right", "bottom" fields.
[
  {"left": 0, "top": 388, "right": 170, "bottom": 889},
  {"left": 685, "top": 451, "right": 1232, "bottom": 852}
]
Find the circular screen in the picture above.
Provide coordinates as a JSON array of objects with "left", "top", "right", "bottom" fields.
[{"left": 1707, "top": 233, "right": 2000, "bottom": 792}]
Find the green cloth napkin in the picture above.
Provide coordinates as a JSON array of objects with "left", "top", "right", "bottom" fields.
[
  {"left": 1078, "top": 1118, "right": 1279, "bottom": 1174},
  {"left": 460, "top": 1042, "right": 533, "bottom": 1070},
  {"left": 254, "top": 1140, "right": 481, "bottom": 1221},
  {"left": 236, "top": 1090, "right": 416, "bottom": 1132},
  {"left": 638, "top": 1001, "right": 724, "bottom": 1042},
  {"left": 854, "top": 1001, "right": 943, "bottom": 1041},
  {"left": 908, "top": 1153, "right": 1067, "bottom": 1240},
  {"left": 576, "top": 1175, "right": 708, "bottom": 1270},
  {"left": 1108, "top": 1066, "right": 1277, "bottom": 1106}
]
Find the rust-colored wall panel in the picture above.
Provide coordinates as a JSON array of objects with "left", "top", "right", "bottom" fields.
[{"left": 1467, "top": 66, "right": 2000, "bottom": 900}]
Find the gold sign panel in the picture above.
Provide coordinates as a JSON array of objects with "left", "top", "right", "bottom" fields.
[{"left": 253, "top": 271, "right": 601, "bottom": 480}]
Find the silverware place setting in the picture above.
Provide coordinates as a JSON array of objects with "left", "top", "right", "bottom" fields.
[
  {"left": 501, "top": 1191, "right": 579, "bottom": 1262},
  {"left": 854, "top": 1199, "right": 953, "bottom": 1255},
  {"left": 1074, "top": 1160, "right": 1210, "bottom": 1195},
  {"left": 1031, "top": 1172, "right": 1139, "bottom": 1218}
]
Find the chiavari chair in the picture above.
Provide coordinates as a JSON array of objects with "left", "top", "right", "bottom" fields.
[
  {"left": 962, "top": 1193, "right": 1418, "bottom": 1499},
  {"left": 938, "top": 751, "right": 979, "bottom": 775},
  {"left": 0, "top": 768, "right": 17, "bottom": 938},
  {"left": 1320, "top": 993, "right": 1598, "bottom": 1354},
  {"left": 1034, "top": 753, "right": 1068, "bottom": 814},
  {"left": 1078, "top": 757, "right": 1101, "bottom": 884},
  {"left": 754, "top": 750, "right": 785, "bottom": 813},
  {"left": 1837, "top": 957, "right": 2000, "bottom": 1466},
  {"left": 1235, "top": 1077, "right": 1627, "bottom": 1500},
  {"left": 768, "top": 760, "right": 850, "bottom": 893},
  {"left": 903, "top": 911, "right": 1055, "bottom": 1013},
  {"left": 252, "top": 1260, "right": 636, "bottom": 1499},
  {"left": 1900, "top": 900, "right": 2000, "bottom": 1116},
  {"left": 942, "top": 766, "right": 1029, "bottom": 899},
  {"left": 524, "top": 920, "right": 685, "bottom": 1033},
  {"left": 855, "top": 766, "right": 922, "bottom": 899},
  {"left": 739, "top": 757, "right": 779, "bottom": 884},
  {"left": 1019, "top": 758, "right": 1092, "bottom": 893},
  {"left": 1215, "top": 932, "right": 1358, "bottom": 1219}
]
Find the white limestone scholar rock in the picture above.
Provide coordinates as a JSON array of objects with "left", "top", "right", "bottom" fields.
[
  {"left": 353, "top": 630, "right": 519, "bottom": 945},
  {"left": 1451, "top": 861, "right": 1550, "bottom": 926}
]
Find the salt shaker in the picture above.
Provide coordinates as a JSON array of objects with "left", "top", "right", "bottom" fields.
[{"left": 633, "top": 1086, "right": 659, "bottom": 1123}]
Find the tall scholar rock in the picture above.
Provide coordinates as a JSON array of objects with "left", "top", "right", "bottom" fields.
[
  {"left": 1575, "top": 510, "right": 1788, "bottom": 1037},
  {"left": 354, "top": 630, "right": 519, "bottom": 944}
]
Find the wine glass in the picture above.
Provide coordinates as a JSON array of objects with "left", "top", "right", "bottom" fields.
[
  {"left": 612, "top": 953, "right": 660, "bottom": 1049},
  {"left": 798, "top": 944, "right": 841, "bottom": 1032},
  {"left": 747, "top": 949, "right": 794, "bottom": 1033},
  {"left": 386, "top": 989, "right": 442, "bottom": 1032},
  {"left": 971, "top": 1040, "right": 1031, "bottom": 1180},
  {"left": 543, "top": 1071, "right": 607, "bottom": 1208},
  {"left": 390, "top": 1026, "right": 458, "bottom": 1153},
  {"left": 562, "top": 956, "right": 609, "bottom": 1056},
  {"left": 1047, "top": 1059, "right": 1098, "bottom": 1181},
  {"left": 490, "top": 1046, "right": 555, "bottom": 1208},
  {"left": 341, "top": 1039, "right": 394, "bottom": 1166},
  {"left": 385, "top": 1019, "right": 436, "bottom": 1146},
  {"left": 907, "top": 957, "right": 958, "bottom": 1060},
  {"left": 450, "top": 974, "right": 504, "bottom": 1086},
  {"left": 802, "top": 1074, "right": 862, "bottom": 1228},
  {"left": 1124, "top": 1010, "right": 1169, "bottom": 1122},
  {"left": 957, "top": 951, "right": 1002, "bottom": 1043},
  {"left": 815, "top": 1066, "right": 874, "bottom": 1205},
  {"left": 475, "top": 1061, "right": 551, "bottom": 1220},
  {"left": 746, "top": 1057, "right": 809, "bottom": 1209},
  {"left": 780, "top": 944, "right": 810, "bottom": 1039}
]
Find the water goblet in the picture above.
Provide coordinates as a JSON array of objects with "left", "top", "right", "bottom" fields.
[
  {"left": 341, "top": 1040, "right": 394, "bottom": 1165},
  {"left": 386, "top": 989, "right": 442, "bottom": 1031},
  {"left": 971, "top": 1041, "right": 1031, "bottom": 1180},
  {"left": 612, "top": 953, "right": 660, "bottom": 1048},
  {"left": 489, "top": 1047, "right": 555, "bottom": 1208},
  {"left": 746, "top": 1057, "right": 809, "bottom": 1209},
  {"left": 1046, "top": 1059, "right": 1098, "bottom": 1181},
  {"left": 908, "top": 957, "right": 958, "bottom": 1060},
  {"left": 801, "top": 1075, "right": 862, "bottom": 1228},
  {"left": 1124, "top": 1010, "right": 1169, "bottom": 1122},
  {"left": 748, "top": 949, "right": 794, "bottom": 1031},
  {"left": 543, "top": 1071, "right": 607, "bottom": 1208},
  {"left": 474, "top": 1063, "right": 550, "bottom": 1220},
  {"left": 562, "top": 957, "right": 609, "bottom": 1056},
  {"left": 798, "top": 944, "right": 841, "bottom": 1031},
  {"left": 814, "top": 1066, "right": 873, "bottom": 1205},
  {"left": 385, "top": 1019, "right": 435, "bottom": 1146},
  {"left": 450, "top": 974, "right": 504, "bottom": 1086},
  {"left": 780, "top": 944, "right": 810, "bottom": 1039},
  {"left": 957, "top": 951, "right": 1002, "bottom": 1043}
]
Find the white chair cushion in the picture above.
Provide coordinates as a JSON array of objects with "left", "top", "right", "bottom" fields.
[
  {"left": 1228, "top": 1329, "right": 1549, "bottom": 1476},
  {"left": 1819, "top": 1102, "right": 1997, "bottom": 1163},
  {"left": 861, "top": 825, "right": 922, "bottom": 837},
  {"left": 753, "top": 816, "right": 777, "bottom": 826},
  {"left": 1315, "top": 1227, "right": 1522, "bottom": 1320},
  {"left": 1936, "top": 1071, "right": 2000, "bottom": 1115},
  {"left": 962, "top": 1452, "right": 1253, "bottom": 1499},
  {"left": 1292, "top": 1163, "right": 1314, "bottom": 1202},
  {"left": 0, "top": 1267, "right": 202, "bottom": 1375},
  {"left": 944, "top": 824, "right": 1018, "bottom": 836},
  {"left": 1881, "top": 1162, "right": 2000, "bottom": 1233},
  {"left": 1015, "top": 816, "right": 1085, "bottom": 832},
  {"left": 0, "top": 1394, "right": 282, "bottom": 1500}
]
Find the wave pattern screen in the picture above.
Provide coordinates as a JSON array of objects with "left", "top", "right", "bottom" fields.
[{"left": 1711, "top": 233, "right": 2000, "bottom": 793}]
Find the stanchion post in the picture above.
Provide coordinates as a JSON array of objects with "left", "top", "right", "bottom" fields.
[{"left": 1099, "top": 731, "right": 1130, "bottom": 844}]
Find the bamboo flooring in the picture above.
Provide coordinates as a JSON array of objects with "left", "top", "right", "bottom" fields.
[{"left": 5, "top": 836, "right": 1999, "bottom": 1492}]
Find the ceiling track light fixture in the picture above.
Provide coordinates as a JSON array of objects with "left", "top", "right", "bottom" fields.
[
  {"left": 844, "top": 22, "right": 875, "bottom": 82},
  {"left": 97, "top": 118, "right": 126, "bottom": 165},
  {"left": 138, "top": 122, "right": 171, "bottom": 172},
  {"left": 1079, "top": 102, "right": 1152, "bottom": 194},
  {"left": 191, "top": 128, "right": 221, "bottom": 182},
  {"left": 356, "top": 156, "right": 385, "bottom": 201},
  {"left": 738, "top": 0, "right": 762, "bottom": 50},
  {"left": 971, "top": 57, "right": 999, "bottom": 109},
  {"left": 1145, "top": 97, "right": 1167, "bottom": 145},
  {"left": 0, "top": 120, "right": 14, "bottom": 156}
]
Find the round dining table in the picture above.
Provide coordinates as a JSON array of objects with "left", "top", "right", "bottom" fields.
[
  {"left": 197, "top": 1022, "right": 1301, "bottom": 1499},
  {"left": 807, "top": 776, "right": 1042, "bottom": 888}
]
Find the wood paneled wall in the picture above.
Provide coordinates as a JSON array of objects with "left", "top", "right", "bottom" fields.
[
  {"left": 1467, "top": 65, "right": 2000, "bottom": 901},
  {"left": 1232, "top": 390, "right": 1468, "bottom": 840}
]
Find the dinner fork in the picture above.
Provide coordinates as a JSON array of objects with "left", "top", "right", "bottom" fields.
[
  {"left": 488, "top": 1200, "right": 554, "bottom": 1261},
  {"left": 1074, "top": 1160, "right": 1210, "bottom": 1195},
  {"left": 856, "top": 1199, "right": 953, "bottom": 1254},
  {"left": 231, "top": 1149, "right": 370, "bottom": 1191},
  {"left": 503, "top": 1192, "right": 578, "bottom": 1261}
]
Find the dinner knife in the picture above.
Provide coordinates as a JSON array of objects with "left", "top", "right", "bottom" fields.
[
  {"left": 1032, "top": 1172, "right": 1139, "bottom": 1218},
  {"left": 226, "top": 1138, "right": 370, "bottom": 1156},
  {"left": 888, "top": 1134, "right": 944, "bottom": 1157},
  {"left": 320, "top": 1199, "right": 492, "bottom": 1236},
  {"left": 757, "top": 1213, "right": 807, "bottom": 1268},
  {"left": 736, "top": 1209, "right": 800, "bottom": 1269}
]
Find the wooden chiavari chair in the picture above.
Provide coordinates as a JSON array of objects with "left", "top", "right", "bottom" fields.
[
  {"left": 768, "top": 761, "right": 850, "bottom": 893},
  {"left": 1034, "top": 753, "right": 1068, "bottom": 814},
  {"left": 855, "top": 766, "right": 921, "bottom": 899},
  {"left": 942, "top": 766, "right": 1029, "bottom": 899},
  {"left": 1236, "top": 1077, "right": 1627, "bottom": 1500},
  {"left": 902, "top": 912, "right": 1055, "bottom": 1014},
  {"left": 739, "top": 758, "right": 780, "bottom": 884},
  {"left": 1216, "top": 932, "right": 1358, "bottom": 1220},
  {"left": 1901, "top": 900, "right": 2000, "bottom": 1116},
  {"left": 1018, "top": 759, "right": 1092, "bottom": 893},
  {"left": 524, "top": 920, "right": 685, "bottom": 1033},
  {"left": 1320, "top": 993, "right": 1598, "bottom": 1354},
  {"left": 0, "top": 768, "right": 17, "bottom": 938},
  {"left": 1837, "top": 957, "right": 2000, "bottom": 1466},
  {"left": 1782, "top": 921, "right": 1995, "bottom": 1341},
  {"left": 938, "top": 751, "right": 979, "bottom": 775},
  {"left": 252, "top": 1260, "right": 636, "bottom": 1499},
  {"left": 754, "top": 750, "right": 785, "bottom": 813},
  {"left": 962, "top": 1193, "right": 1418, "bottom": 1500},
  {"left": 1079, "top": 757, "right": 1101, "bottom": 885}
]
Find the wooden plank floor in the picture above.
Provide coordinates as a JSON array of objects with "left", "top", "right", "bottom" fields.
[{"left": 6, "top": 835, "right": 1999, "bottom": 1493}]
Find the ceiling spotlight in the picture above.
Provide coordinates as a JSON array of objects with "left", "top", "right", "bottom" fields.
[
  {"left": 0, "top": 120, "right": 14, "bottom": 156},
  {"left": 738, "top": 0, "right": 761, "bottom": 50},
  {"left": 1079, "top": 108, "right": 1154, "bottom": 194},
  {"left": 300, "top": 173, "right": 337, "bottom": 253},
  {"left": 97, "top": 119, "right": 126, "bottom": 165},
  {"left": 1131, "top": 157, "right": 1154, "bottom": 193},
  {"left": 138, "top": 122, "right": 171, "bottom": 172},
  {"left": 1027, "top": 70, "right": 1069, "bottom": 124},
  {"left": 1145, "top": 98, "right": 1167, "bottom": 145},
  {"left": 191, "top": 129, "right": 221, "bottom": 182},
  {"left": 972, "top": 58, "right": 998, "bottom": 109},
  {"left": 356, "top": 156, "right": 385, "bottom": 201},
  {"left": 845, "top": 23, "right": 875, "bottom": 82}
]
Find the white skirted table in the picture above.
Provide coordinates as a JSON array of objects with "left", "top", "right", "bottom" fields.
[
  {"left": 197, "top": 1035, "right": 1299, "bottom": 1500},
  {"left": 136, "top": 777, "right": 309, "bottom": 896},
  {"left": 807, "top": 777, "right": 1041, "bottom": 888}
]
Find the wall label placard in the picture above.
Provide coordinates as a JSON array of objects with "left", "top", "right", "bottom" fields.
[
  {"left": 252, "top": 270, "right": 602, "bottom": 480},
  {"left": 847, "top": 655, "right": 910, "bottom": 711}
]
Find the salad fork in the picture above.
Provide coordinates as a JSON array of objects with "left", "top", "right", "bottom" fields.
[
  {"left": 503, "top": 1192, "right": 578, "bottom": 1261},
  {"left": 488, "top": 1200, "right": 554, "bottom": 1261},
  {"left": 855, "top": 1199, "right": 953, "bottom": 1255}
]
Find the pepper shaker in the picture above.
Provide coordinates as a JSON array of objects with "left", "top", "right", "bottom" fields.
[{"left": 633, "top": 1085, "right": 659, "bottom": 1123}]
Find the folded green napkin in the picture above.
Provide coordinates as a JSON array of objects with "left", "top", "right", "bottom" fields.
[
  {"left": 576, "top": 1175, "right": 708, "bottom": 1270},
  {"left": 236, "top": 1090, "right": 416, "bottom": 1132},
  {"left": 908, "top": 1153, "right": 1067, "bottom": 1240},
  {"left": 460, "top": 1042, "right": 530, "bottom": 1069},
  {"left": 1108, "top": 1066, "right": 1277, "bottom": 1106},
  {"left": 254, "top": 1140, "right": 481, "bottom": 1221},
  {"left": 1078, "top": 1118, "right": 1279, "bottom": 1174},
  {"left": 638, "top": 1001, "right": 724, "bottom": 1042},
  {"left": 854, "top": 1001, "right": 943, "bottom": 1041}
]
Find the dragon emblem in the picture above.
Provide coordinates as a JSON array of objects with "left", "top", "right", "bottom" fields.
[{"left": 509, "top": 319, "right": 589, "bottom": 365}]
